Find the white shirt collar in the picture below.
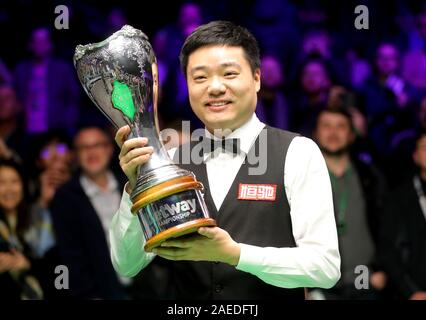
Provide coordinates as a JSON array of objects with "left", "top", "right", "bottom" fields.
[
  {"left": 204, "top": 113, "right": 265, "bottom": 156},
  {"left": 80, "top": 171, "right": 118, "bottom": 198}
]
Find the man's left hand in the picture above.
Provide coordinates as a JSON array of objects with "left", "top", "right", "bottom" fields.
[{"left": 152, "top": 227, "right": 241, "bottom": 266}]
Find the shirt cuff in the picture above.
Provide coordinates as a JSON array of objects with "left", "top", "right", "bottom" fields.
[
  {"left": 119, "top": 182, "right": 136, "bottom": 220},
  {"left": 235, "top": 243, "right": 265, "bottom": 274}
]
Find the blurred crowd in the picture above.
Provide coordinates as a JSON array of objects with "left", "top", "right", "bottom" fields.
[{"left": 0, "top": 0, "right": 425, "bottom": 300}]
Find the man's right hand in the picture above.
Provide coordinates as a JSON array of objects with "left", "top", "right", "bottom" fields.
[{"left": 115, "top": 126, "right": 154, "bottom": 194}]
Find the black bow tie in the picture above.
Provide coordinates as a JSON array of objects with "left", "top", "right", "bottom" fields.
[{"left": 202, "top": 137, "right": 241, "bottom": 155}]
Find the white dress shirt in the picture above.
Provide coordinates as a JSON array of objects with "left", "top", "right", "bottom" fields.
[
  {"left": 81, "top": 171, "right": 132, "bottom": 286},
  {"left": 80, "top": 171, "right": 121, "bottom": 248},
  {"left": 109, "top": 114, "right": 341, "bottom": 289}
]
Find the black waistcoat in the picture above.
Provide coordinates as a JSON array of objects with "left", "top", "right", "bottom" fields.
[{"left": 168, "top": 125, "right": 305, "bottom": 300}]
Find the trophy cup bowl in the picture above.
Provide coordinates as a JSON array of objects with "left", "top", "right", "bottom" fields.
[{"left": 73, "top": 25, "right": 216, "bottom": 252}]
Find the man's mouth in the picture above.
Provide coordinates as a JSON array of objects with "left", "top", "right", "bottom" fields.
[{"left": 205, "top": 100, "right": 232, "bottom": 108}]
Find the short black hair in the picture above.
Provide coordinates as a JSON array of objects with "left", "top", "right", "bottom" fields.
[
  {"left": 29, "top": 129, "right": 72, "bottom": 171},
  {"left": 298, "top": 56, "right": 333, "bottom": 83},
  {"left": 315, "top": 107, "right": 355, "bottom": 131},
  {"left": 179, "top": 20, "right": 260, "bottom": 76},
  {"left": 73, "top": 125, "right": 113, "bottom": 147},
  {"left": 34, "top": 129, "right": 72, "bottom": 153}
]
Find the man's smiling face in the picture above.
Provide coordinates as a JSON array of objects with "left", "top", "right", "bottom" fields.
[{"left": 186, "top": 45, "right": 261, "bottom": 134}]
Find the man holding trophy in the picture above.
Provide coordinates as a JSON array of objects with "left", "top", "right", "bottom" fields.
[{"left": 74, "top": 21, "right": 340, "bottom": 299}]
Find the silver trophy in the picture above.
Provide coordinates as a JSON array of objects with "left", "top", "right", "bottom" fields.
[{"left": 74, "top": 25, "right": 215, "bottom": 252}]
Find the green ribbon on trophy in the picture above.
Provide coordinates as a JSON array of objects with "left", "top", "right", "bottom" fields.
[{"left": 111, "top": 80, "right": 136, "bottom": 121}]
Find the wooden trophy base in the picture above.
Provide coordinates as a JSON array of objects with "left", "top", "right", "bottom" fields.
[{"left": 131, "top": 175, "right": 217, "bottom": 253}]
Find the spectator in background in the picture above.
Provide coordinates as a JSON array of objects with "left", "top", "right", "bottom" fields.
[
  {"left": 248, "top": 0, "right": 300, "bottom": 73},
  {"left": 327, "top": 86, "right": 367, "bottom": 138},
  {"left": 292, "top": 58, "right": 332, "bottom": 136},
  {"left": 288, "top": 28, "right": 347, "bottom": 87},
  {"left": 345, "top": 49, "right": 372, "bottom": 89},
  {"left": 14, "top": 27, "right": 80, "bottom": 136},
  {"left": 50, "top": 126, "right": 127, "bottom": 299},
  {"left": 312, "top": 108, "right": 387, "bottom": 299},
  {"left": 25, "top": 131, "right": 73, "bottom": 297},
  {"left": 327, "top": 85, "right": 377, "bottom": 161},
  {"left": 302, "top": 29, "right": 333, "bottom": 61},
  {"left": 0, "top": 84, "right": 28, "bottom": 163},
  {"left": 28, "top": 131, "right": 74, "bottom": 206},
  {"left": 160, "top": 2, "right": 203, "bottom": 65},
  {"left": 161, "top": 3, "right": 204, "bottom": 129},
  {"left": 380, "top": 129, "right": 426, "bottom": 300},
  {"left": 363, "top": 43, "right": 411, "bottom": 113},
  {"left": 402, "top": 10, "right": 426, "bottom": 90},
  {"left": 0, "top": 159, "right": 43, "bottom": 300},
  {"left": 358, "top": 43, "right": 419, "bottom": 160},
  {"left": 256, "top": 55, "right": 290, "bottom": 130},
  {"left": 387, "top": 96, "right": 426, "bottom": 187}
]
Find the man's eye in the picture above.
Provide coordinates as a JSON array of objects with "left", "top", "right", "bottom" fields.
[
  {"left": 224, "top": 72, "right": 238, "bottom": 78},
  {"left": 194, "top": 76, "right": 206, "bottom": 81}
]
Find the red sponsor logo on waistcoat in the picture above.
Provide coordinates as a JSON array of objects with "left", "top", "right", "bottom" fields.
[{"left": 238, "top": 183, "right": 277, "bottom": 201}]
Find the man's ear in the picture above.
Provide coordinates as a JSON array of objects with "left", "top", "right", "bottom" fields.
[{"left": 254, "top": 68, "right": 261, "bottom": 93}]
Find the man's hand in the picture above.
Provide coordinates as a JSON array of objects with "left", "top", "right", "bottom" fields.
[
  {"left": 152, "top": 227, "right": 241, "bottom": 266},
  {"left": 409, "top": 292, "right": 426, "bottom": 300},
  {"left": 370, "top": 271, "right": 387, "bottom": 291},
  {"left": 115, "top": 125, "right": 154, "bottom": 193},
  {"left": 0, "top": 252, "right": 14, "bottom": 273},
  {"left": 0, "top": 249, "right": 30, "bottom": 273},
  {"left": 38, "top": 166, "right": 69, "bottom": 208}
]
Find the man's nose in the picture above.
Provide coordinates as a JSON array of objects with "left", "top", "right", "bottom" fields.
[{"left": 207, "top": 77, "right": 226, "bottom": 95}]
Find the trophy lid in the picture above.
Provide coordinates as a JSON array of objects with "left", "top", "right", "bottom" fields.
[{"left": 74, "top": 25, "right": 150, "bottom": 63}]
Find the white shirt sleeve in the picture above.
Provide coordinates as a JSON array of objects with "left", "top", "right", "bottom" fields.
[
  {"left": 109, "top": 148, "right": 178, "bottom": 277},
  {"left": 109, "top": 184, "right": 156, "bottom": 277},
  {"left": 236, "top": 136, "right": 341, "bottom": 289}
]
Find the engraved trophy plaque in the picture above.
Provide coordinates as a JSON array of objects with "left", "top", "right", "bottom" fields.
[{"left": 74, "top": 25, "right": 216, "bottom": 252}]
